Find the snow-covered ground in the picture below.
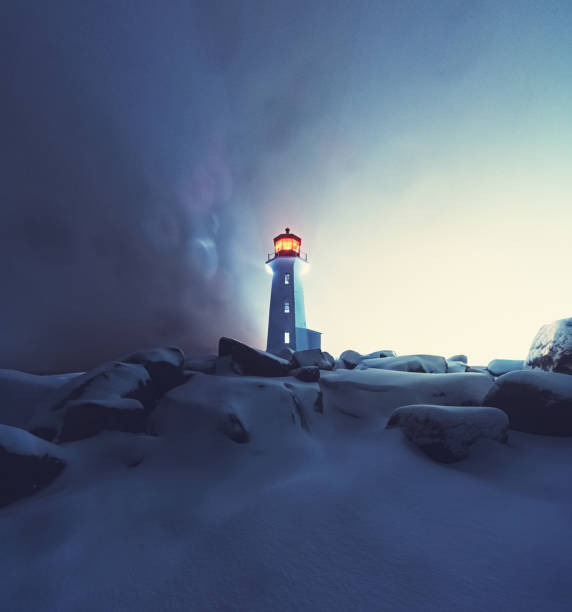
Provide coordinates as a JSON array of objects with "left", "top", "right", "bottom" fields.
[{"left": 1, "top": 366, "right": 572, "bottom": 611}]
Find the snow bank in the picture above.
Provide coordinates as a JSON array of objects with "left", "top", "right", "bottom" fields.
[
  {"left": 1, "top": 367, "right": 572, "bottom": 611},
  {"left": 320, "top": 369, "right": 494, "bottom": 424}
]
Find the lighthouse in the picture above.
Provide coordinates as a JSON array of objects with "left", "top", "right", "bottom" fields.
[{"left": 266, "top": 228, "right": 321, "bottom": 354}]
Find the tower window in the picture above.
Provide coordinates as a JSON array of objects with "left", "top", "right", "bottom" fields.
[
  {"left": 284, "top": 331, "right": 290, "bottom": 344},
  {"left": 284, "top": 301, "right": 290, "bottom": 313},
  {"left": 284, "top": 273, "right": 290, "bottom": 285}
]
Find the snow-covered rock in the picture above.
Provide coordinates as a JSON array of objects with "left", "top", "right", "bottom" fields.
[
  {"left": 121, "top": 347, "right": 187, "bottom": 392},
  {"left": 57, "top": 398, "right": 148, "bottom": 443},
  {"left": 28, "top": 361, "right": 154, "bottom": 441},
  {"left": 0, "top": 370, "right": 80, "bottom": 428},
  {"left": 361, "top": 349, "right": 396, "bottom": 359},
  {"left": 467, "top": 366, "right": 492, "bottom": 375},
  {"left": 339, "top": 349, "right": 363, "bottom": 369},
  {"left": 525, "top": 318, "right": 572, "bottom": 375},
  {"left": 449, "top": 354, "right": 468, "bottom": 364},
  {"left": 447, "top": 360, "right": 468, "bottom": 373},
  {"left": 218, "top": 337, "right": 291, "bottom": 377},
  {"left": 0, "top": 425, "right": 66, "bottom": 507},
  {"left": 386, "top": 404, "right": 509, "bottom": 462},
  {"left": 274, "top": 346, "right": 295, "bottom": 362},
  {"left": 487, "top": 359, "right": 524, "bottom": 377},
  {"left": 291, "top": 366, "right": 320, "bottom": 382},
  {"left": 320, "top": 369, "right": 494, "bottom": 423},
  {"left": 482, "top": 369, "right": 572, "bottom": 436},
  {"left": 184, "top": 354, "right": 217, "bottom": 375},
  {"left": 292, "top": 349, "right": 334, "bottom": 370},
  {"left": 358, "top": 354, "right": 447, "bottom": 374}
]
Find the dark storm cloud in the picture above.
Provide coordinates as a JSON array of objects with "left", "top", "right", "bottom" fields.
[{"left": 0, "top": 0, "right": 489, "bottom": 372}]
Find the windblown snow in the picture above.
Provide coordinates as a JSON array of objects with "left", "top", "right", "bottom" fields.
[{"left": 1, "top": 357, "right": 572, "bottom": 611}]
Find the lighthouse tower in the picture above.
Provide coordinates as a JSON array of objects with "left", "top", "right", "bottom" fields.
[{"left": 266, "top": 228, "right": 321, "bottom": 354}]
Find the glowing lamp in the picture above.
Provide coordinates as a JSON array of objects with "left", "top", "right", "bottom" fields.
[{"left": 273, "top": 228, "right": 301, "bottom": 257}]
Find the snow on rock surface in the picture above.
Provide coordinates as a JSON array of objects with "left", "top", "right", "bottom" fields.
[
  {"left": 449, "top": 354, "right": 468, "bottom": 363},
  {"left": 292, "top": 349, "right": 335, "bottom": 370},
  {"left": 184, "top": 354, "right": 217, "bottom": 374},
  {"left": 28, "top": 361, "right": 154, "bottom": 441},
  {"left": 482, "top": 369, "right": 572, "bottom": 436},
  {"left": 0, "top": 425, "right": 66, "bottom": 507},
  {"left": 339, "top": 349, "right": 363, "bottom": 369},
  {"left": 361, "top": 349, "right": 396, "bottom": 359},
  {"left": 487, "top": 359, "right": 524, "bottom": 377},
  {"left": 291, "top": 366, "right": 320, "bottom": 382},
  {"left": 0, "top": 369, "right": 79, "bottom": 428},
  {"left": 57, "top": 398, "right": 148, "bottom": 442},
  {"left": 358, "top": 354, "right": 447, "bottom": 374},
  {"left": 121, "top": 346, "right": 187, "bottom": 392},
  {"left": 386, "top": 404, "right": 509, "bottom": 462},
  {"left": 320, "top": 369, "right": 494, "bottom": 423},
  {"left": 446, "top": 359, "right": 468, "bottom": 373},
  {"left": 218, "top": 337, "right": 291, "bottom": 377},
  {"left": 525, "top": 318, "right": 572, "bottom": 375}
]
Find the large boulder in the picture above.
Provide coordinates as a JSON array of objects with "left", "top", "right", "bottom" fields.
[
  {"left": 446, "top": 360, "right": 468, "bottom": 373},
  {"left": 291, "top": 366, "right": 320, "bottom": 382},
  {"left": 487, "top": 359, "right": 524, "bottom": 377},
  {"left": 339, "top": 350, "right": 363, "bottom": 369},
  {"left": 184, "top": 354, "right": 217, "bottom": 375},
  {"left": 525, "top": 318, "right": 572, "bottom": 375},
  {"left": 218, "top": 338, "right": 291, "bottom": 377},
  {"left": 28, "top": 361, "right": 154, "bottom": 441},
  {"left": 449, "top": 354, "right": 468, "bottom": 364},
  {"left": 386, "top": 404, "right": 509, "bottom": 463},
  {"left": 0, "top": 370, "right": 81, "bottom": 428},
  {"left": 292, "top": 349, "right": 334, "bottom": 371},
  {"left": 121, "top": 347, "right": 187, "bottom": 392},
  {"left": 361, "top": 350, "right": 396, "bottom": 359},
  {"left": 482, "top": 369, "right": 572, "bottom": 436},
  {"left": 57, "top": 398, "right": 148, "bottom": 443},
  {"left": 0, "top": 425, "right": 66, "bottom": 507},
  {"left": 358, "top": 354, "right": 447, "bottom": 374}
]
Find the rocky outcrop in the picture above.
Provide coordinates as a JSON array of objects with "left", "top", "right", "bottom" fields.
[
  {"left": 446, "top": 360, "right": 468, "bottom": 373},
  {"left": 361, "top": 350, "right": 396, "bottom": 359},
  {"left": 184, "top": 355, "right": 217, "bottom": 375},
  {"left": 122, "top": 347, "right": 187, "bottom": 393},
  {"left": 291, "top": 366, "right": 320, "bottom": 382},
  {"left": 0, "top": 425, "right": 66, "bottom": 507},
  {"left": 386, "top": 404, "right": 509, "bottom": 462},
  {"left": 487, "top": 359, "right": 524, "bottom": 377},
  {"left": 57, "top": 398, "right": 148, "bottom": 442},
  {"left": 218, "top": 337, "right": 291, "bottom": 377},
  {"left": 339, "top": 350, "right": 363, "bottom": 369},
  {"left": 525, "top": 318, "right": 572, "bottom": 376},
  {"left": 482, "top": 369, "right": 572, "bottom": 436},
  {"left": 358, "top": 355, "right": 447, "bottom": 374},
  {"left": 28, "top": 347, "right": 188, "bottom": 443},
  {"left": 292, "top": 349, "right": 334, "bottom": 371},
  {"left": 29, "top": 361, "right": 154, "bottom": 441}
]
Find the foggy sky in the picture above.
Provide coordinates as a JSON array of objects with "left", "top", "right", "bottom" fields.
[{"left": 2, "top": 1, "right": 571, "bottom": 371}]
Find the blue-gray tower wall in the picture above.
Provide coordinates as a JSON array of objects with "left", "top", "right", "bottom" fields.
[{"left": 266, "top": 257, "right": 320, "bottom": 353}]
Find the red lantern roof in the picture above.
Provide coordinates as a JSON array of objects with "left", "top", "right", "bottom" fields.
[{"left": 273, "top": 227, "right": 301, "bottom": 257}]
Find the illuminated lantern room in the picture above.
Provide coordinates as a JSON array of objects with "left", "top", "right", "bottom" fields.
[{"left": 273, "top": 228, "right": 301, "bottom": 257}]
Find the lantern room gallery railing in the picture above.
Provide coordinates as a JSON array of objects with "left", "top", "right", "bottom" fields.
[{"left": 267, "top": 251, "right": 308, "bottom": 263}]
